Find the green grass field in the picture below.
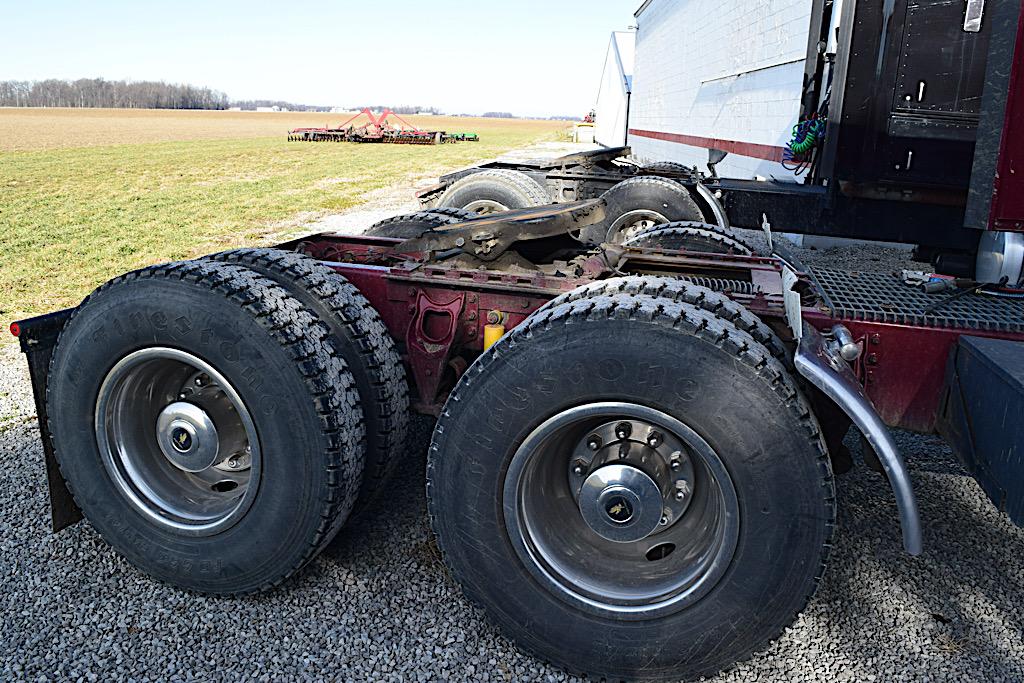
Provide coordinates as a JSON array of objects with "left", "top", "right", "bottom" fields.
[{"left": 0, "top": 109, "right": 566, "bottom": 323}]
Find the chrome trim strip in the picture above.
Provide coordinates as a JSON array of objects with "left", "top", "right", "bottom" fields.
[
  {"left": 964, "top": 0, "right": 985, "bottom": 32},
  {"left": 794, "top": 323, "right": 923, "bottom": 555},
  {"left": 693, "top": 182, "right": 730, "bottom": 231}
]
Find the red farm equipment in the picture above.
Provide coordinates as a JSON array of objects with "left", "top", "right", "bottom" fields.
[
  {"left": 9, "top": 7, "right": 1024, "bottom": 681},
  {"left": 287, "top": 107, "right": 478, "bottom": 145}
]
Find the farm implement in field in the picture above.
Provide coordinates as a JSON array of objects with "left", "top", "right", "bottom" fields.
[{"left": 287, "top": 108, "right": 478, "bottom": 145}]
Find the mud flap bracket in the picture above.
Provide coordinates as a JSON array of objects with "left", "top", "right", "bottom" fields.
[{"left": 795, "top": 323, "right": 923, "bottom": 555}]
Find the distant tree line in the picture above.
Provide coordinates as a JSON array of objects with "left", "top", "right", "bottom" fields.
[
  {"left": 0, "top": 78, "right": 557, "bottom": 118},
  {"left": 0, "top": 78, "right": 228, "bottom": 109}
]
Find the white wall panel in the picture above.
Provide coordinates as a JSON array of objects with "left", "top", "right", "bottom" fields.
[
  {"left": 595, "top": 32, "right": 635, "bottom": 147},
  {"left": 628, "top": 0, "right": 813, "bottom": 180}
]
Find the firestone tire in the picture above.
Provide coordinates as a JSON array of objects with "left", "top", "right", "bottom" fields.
[
  {"left": 435, "top": 169, "right": 550, "bottom": 214},
  {"left": 428, "top": 294, "right": 834, "bottom": 682},
  {"left": 204, "top": 249, "right": 409, "bottom": 514},
  {"left": 46, "top": 260, "right": 365, "bottom": 595},
  {"left": 584, "top": 175, "right": 704, "bottom": 244}
]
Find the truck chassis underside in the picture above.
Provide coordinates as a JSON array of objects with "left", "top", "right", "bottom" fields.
[{"left": 11, "top": 201, "right": 1024, "bottom": 682}]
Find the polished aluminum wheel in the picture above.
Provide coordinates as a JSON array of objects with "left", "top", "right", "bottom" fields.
[
  {"left": 463, "top": 199, "right": 509, "bottom": 215},
  {"left": 606, "top": 209, "right": 668, "bottom": 243},
  {"left": 503, "top": 402, "right": 738, "bottom": 619},
  {"left": 95, "top": 347, "right": 260, "bottom": 535}
]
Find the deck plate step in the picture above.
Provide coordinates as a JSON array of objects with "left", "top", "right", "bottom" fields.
[{"left": 810, "top": 267, "right": 1024, "bottom": 333}]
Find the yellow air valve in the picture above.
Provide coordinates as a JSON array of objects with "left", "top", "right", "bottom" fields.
[{"left": 483, "top": 310, "right": 506, "bottom": 350}]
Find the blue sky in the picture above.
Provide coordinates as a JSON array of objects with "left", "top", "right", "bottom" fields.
[{"left": 1, "top": 1, "right": 637, "bottom": 117}]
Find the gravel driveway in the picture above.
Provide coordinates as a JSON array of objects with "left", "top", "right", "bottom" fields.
[{"left": 3, "top": 173, "right": 1023, "bottom": 682}]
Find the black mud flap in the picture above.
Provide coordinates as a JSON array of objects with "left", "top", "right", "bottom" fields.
[
  {"left": 938, "top": 335, "right": 1024, "bottom": 526},
  {"left": 11, "top": 308, "right": 82, "bottom": 531}
]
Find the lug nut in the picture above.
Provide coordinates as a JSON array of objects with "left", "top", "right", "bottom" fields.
[
  {"left": 618, "top": 443, "right": 630, "bottom": 459},
  {"left": 572, "top": 462, "right": 584, "bottom": 476},
  {"left": 674, "top": 490, "right": 686, "bottom": 501},
  {"left": 586, "top": 436, "right": 602, "bottom": 451},
  {"left": 647, "top": 431, "right": 663, "bottom": 448},
  {"left": 660, "top": 515, "right": 669, "bottom": 526},
  {"left": 615, "top": 422, "right": 632, "bottom": 440},
  {"left": 228, "top": 457, "right": 241, "bottom": 469}
]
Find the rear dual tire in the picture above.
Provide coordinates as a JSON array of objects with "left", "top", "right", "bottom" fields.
[
  {"left": 47, "top": 260, "right": 367, "bottom": 594},
  {"left": 436, "top": 169, "right": 549, "bottom": 214},
  {"left": 204, "top": 249, "right": 409, "bottom": 514},
  {"left": 388, "top": 172, "right": 708, "bottom": 250}
]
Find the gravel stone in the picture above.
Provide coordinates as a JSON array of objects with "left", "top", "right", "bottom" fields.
[{"left": 2, "top": 168, "right": 1022, "bottom": 681}]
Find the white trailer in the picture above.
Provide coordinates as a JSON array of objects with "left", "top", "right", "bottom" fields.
[
  {"left": 426, "top": 0, "right": 1016, "bottom": 275},
  {"left": 594, "top": 31, "right": 635, "bottom": 147},
  {"left": 628, "top": 0, "right": 816, "bottom": 181}
]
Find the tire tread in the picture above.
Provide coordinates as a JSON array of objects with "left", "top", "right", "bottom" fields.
[
  {"left": 539, "top": 275, "right": 791, "bottom": 368},
  {"left": 624, "top": 221, "right": 755, "bottom": 255},
  {"left": 204, "top": 248, "right": 410, "bottom": 514},
  {"left": 365, "top": 211, "right": 462, "bottom": 238}
]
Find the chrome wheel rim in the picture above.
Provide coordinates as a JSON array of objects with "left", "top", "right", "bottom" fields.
[
  {"left": 606, "top": 210, "right": 669, "bottom": 243},
  {"left": 463, "top": 199, "right": 509, "bottom": 215},
  {"left": 503, "top": 402, "right": 739, "bottom": 619},
  {"left": 95, "top": 347, "right": 261, "bottom": 535}
]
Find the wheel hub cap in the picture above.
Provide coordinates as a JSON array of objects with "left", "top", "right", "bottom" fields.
[
  {"left": 579, "top": 464, "right": 663, "bottom": 542},
  {"left": 156, "top": 401, "right": 220, "bottom": 472},
  {"left": 95, "top": 347, "right": 260, "bottom": 535},
  {"left": 607, "top": 209, "right": 669, "bottom": 243},
  {"left": 503, "top": 402, "right": 740, "bottom": 618}
]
